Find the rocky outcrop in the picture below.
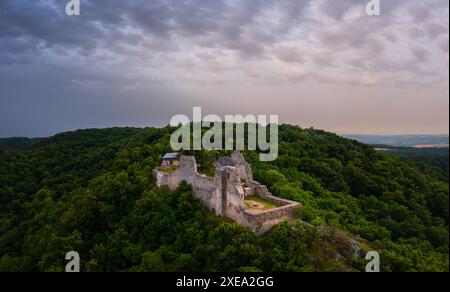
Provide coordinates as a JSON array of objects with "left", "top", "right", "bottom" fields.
[{"left": 320, "top": 226, "right": 367, "bottom": 260}]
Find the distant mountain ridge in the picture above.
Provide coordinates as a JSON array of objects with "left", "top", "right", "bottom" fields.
[{"left": 345, "top": 134, "right": 449, "bottom": 148}]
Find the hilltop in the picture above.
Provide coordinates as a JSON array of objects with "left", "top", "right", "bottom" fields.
[{"left": 0, "top": 125, "right": 448, "bottom": 272}]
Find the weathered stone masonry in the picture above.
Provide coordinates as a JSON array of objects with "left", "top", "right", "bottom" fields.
[{"left": 153, "top": 151, "right": 301, "bottom": 234}]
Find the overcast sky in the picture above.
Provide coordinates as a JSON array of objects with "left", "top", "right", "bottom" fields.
[{"left": 0, "top": 0, "right": 448, "bottom": 137}]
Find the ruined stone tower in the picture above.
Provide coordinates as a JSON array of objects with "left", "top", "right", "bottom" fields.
[{"left": 153, "top": 151, "right": 300, "bottom": 234}]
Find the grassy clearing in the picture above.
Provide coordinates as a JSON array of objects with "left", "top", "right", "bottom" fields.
[{"left": 245, "top": 196, "right": 278, "bottom": 210}]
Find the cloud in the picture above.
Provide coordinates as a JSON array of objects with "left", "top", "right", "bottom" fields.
[
  {"left": 0, "top": 0, "right": 448, "bottom": 86},
  {"left": 0, "top": 0, "right": 448, "bottom": 136}
]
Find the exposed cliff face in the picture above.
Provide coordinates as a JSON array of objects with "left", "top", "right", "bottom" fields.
[{"left": 154, "top": 151, "right": 301, "bottom": 233}]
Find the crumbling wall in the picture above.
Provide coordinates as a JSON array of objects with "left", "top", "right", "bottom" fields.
[
  {"left": 257, "top": 194, "right": 296, "bottom": 207},
  {"left": 154, "top": 156, "right": 224, "bottom": 216},
  {"left": 244, "top": 204, "right": 299, "bottom": 232},
  {"left": 154, "top": 152, "right": 302, "bottom": 234},
  {"left": 221, "top": 166, "right": 246, "bottom": 220},
  {"left": 252, "top": 181, "right": 272, "bottom": 197},
  {"left": 193, "top": 176, "right": 223, "bottom": 216},
  {"left": 231, "top": 151, "right": 254, "bottom": 186}
]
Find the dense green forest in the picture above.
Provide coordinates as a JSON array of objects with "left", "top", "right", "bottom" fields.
[
  {"left": 0, "top": 125, "right": 448, "bottom": 272},
  {"left": 0, "top": 137, "right": 44, "bottom": 151},
  {"left": 378, "top": 146, "right": 449, "bottom": 180}
]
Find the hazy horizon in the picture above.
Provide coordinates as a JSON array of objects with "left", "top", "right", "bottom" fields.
[
  {"left": 1, "top": 0, "right": 449, "bottom": 138},
  {"left": 1, "top": 123, "right": 449, "bottom": 140}
]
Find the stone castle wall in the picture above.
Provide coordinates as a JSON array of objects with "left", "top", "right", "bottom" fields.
[
  {"left": 154, "top": 156, "right": 225, "bottom": 216},
  {"left": 153, "top": 151, "right": 301, "bottom": 233}
]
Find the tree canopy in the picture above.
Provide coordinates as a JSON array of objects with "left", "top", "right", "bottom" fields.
[{"left": 0, "top": 125, "right": 448, "bottom": 272}]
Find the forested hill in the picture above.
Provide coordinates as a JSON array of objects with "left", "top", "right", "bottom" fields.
[
  {"left": 0, "top": 137, "right": 44, "bottom": 151},
  {"left": 0, "top": 125, "right": 448, "bottom": 272},
  {"left": 375, "top": 146, "right": 449, "bottom": 180}
]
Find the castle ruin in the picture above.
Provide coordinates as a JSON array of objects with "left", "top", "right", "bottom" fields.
[{"left": 153, "top": 151, "right": 301, "bottom": 234}]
